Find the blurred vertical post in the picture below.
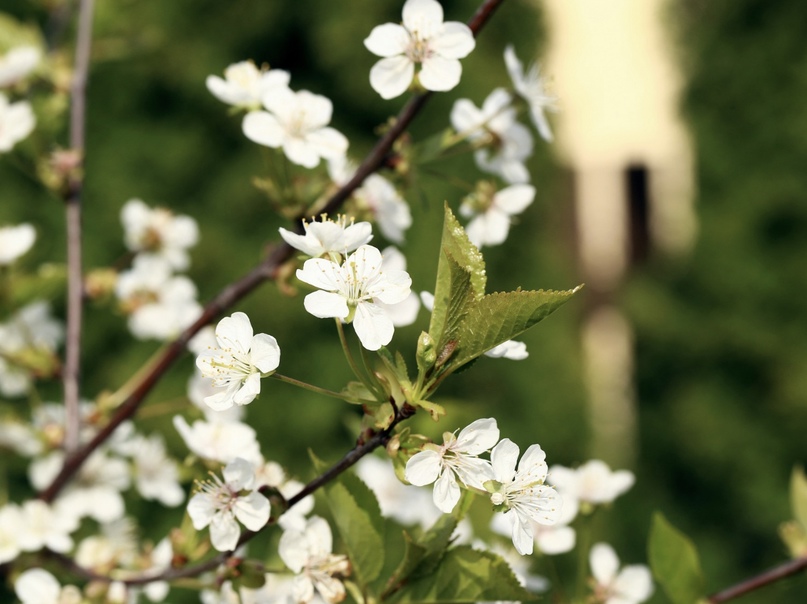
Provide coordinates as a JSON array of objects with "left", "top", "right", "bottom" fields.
[{"left": 539, "top": 0, "right": 695, "bottom": 465}]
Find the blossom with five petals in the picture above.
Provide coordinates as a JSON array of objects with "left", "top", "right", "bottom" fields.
[
  {"left": 488, "top": 438, "right": 561, "bottom": 555},
  {"left": 548, "top": 459, "right": 635, "bottom": 508},
  {"left": 460, "top": 182, "right": 535, "bottom": 248},
  {"left": 195, "top": 312, "right": 281, "bottom": 410},
  {"left": 589, "top": 542, "right": 654, "bottom": 604},
  {"left": 206, "top": 60, "right": 290, "bottom": 110},
  {"left": 504, "top": 46, "right": 557, "bottom": 142},
  {"left": 120, "top": 198, "right": 199, "bottom": 270},
  {"left": 279, "top": 214, "right": 373, "bottom": 260},
  {"left": 243, "top": 88, "right": 348, "bottom": 168},
  {"left": 296, "top": 244, "right": 411, "bottom": 351},
  {"left": 187, "top": 457, "right": 270, "bottom": 552},
  {"left": 405, "top": 417, "right": 499, "bottom": 513},
  {"left": 364, "top": 0, "right": 475, "bottom": 99}
]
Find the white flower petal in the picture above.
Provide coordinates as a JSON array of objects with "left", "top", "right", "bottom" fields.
[
  {"left": 418, "top": 55, "right": 462, "bottom": 92},
  {"left": 456, "top": 417, "right": 500, "bottom": 455},
  {"left": 353, "top": 301, "right": 394, "bottom": 350},
  {"left": 403, "top": 0, "right": 444, "bottom": 33},
  {"left": 491, "top": 438, "right": 519, "bottom": 483},
  {"left": 305, "top": 127, "right": 349, "bottom": 161},
  {"left": 210, "top": 512, "right": 241, "bottom": 552},
  {"left": 405, "top": 449, "right": 442, "bottom": 485},
  {"left": 234, "top": 492, "right": 271, "bottom": 531},
  {"left": 590, "top": 542, "right": 620, "bottom": 584},
  {"left": 249, "top": 333, "right": 281, "bottom": 373},
  {"left": 187, "top": 493, "right": 215, "bottom": 530},
  {"left": 431, "top": 22, "right": 475, "bottom": 59},
  {"left": 433, "top": 468, "right": 461, "bottom": 513},
  {"left": 613, "top": 565, "right": 654, "bottom": 601},
  {"left": 242, "top": 111, "right": 283, "bottom": 148},
  {"left": 364, "top": 23, "right": 410, "bottom": 57},
  {"left": 303, "top": 290, "right": 350, "bottom": 319},
  {"left": 370, "top": 56, "right": 415, "bottom": 100},
  {"left": 495, "top": 184, "right": 536, "bottom": 215}
]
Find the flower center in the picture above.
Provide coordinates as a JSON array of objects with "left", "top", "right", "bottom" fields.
[{"left": 406, "top": 34, "right": 433, "bottom": 64}]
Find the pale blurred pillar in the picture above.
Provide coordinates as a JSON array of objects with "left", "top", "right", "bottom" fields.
[{"left": 537, "top": 0, "right": 696, "bottom": 464}]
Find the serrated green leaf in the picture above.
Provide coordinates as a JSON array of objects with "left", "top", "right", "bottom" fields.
[
  {"left": 389, "top": 546, "right": 534, "bottom": 604},
  {"left": 325, "top": 473, "right": 386, "bottom": 587},
  {"left": 790, "top": 466, "right": 807, "bottom": 529},
  {"left": 429, "top": 205, "right": 486, "bottom": 348},
  {"left": 448, "top": 288, "right": 578, "bottom": 369},
  {"left": 410, "top": 514, "right": 458, "bottom": 578},
  {"left": 649, "top": 512, "right": 705, "bottom": 604}
]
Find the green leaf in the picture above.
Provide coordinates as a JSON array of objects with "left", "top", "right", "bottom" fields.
[
  {"left": 429, "top": 205, "right": 486, "bottom": 348},
  {"left": 324, "top": 472, "right": 386, "bottom": 587},
  {"left": 790, "top": 466, "right": 807, "bottom": 529},
  {"left": 649, "top": 512, "right": 705, "bottom": 604},
  {"left": 449, "top": 288, "right": 579, "bottom": 369},
  {"left": 389, "top": 546, "right": 534, "bottom": 604}
]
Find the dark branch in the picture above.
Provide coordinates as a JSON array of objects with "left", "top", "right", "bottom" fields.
[{"left": 707, "top": 556, "right": 807, "bottom": 603}]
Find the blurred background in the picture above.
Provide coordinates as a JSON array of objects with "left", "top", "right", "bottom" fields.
[{"left": 1, "top": 0, "right": 807, "bottom": 601}]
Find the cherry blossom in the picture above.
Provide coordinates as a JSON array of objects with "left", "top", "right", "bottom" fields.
[
  {"left": 0, "top": 46, "right": 41, "bottom": 88},
  {"left": 187, "top": 457, "right": 270, "bottom": 552},
  {"left": 460, "top": 183, "right": 535, "bottom": 248},
  {"left": 0, "top": 222, "right": 35, "bottom": 265},
  {"left": 590, "top": 542, "right": 654, "bottom": 604},
  {"left": 548, "top": 459, "right": 635, "bottom": 508},
  {"left": 122, "top": 434, "right": 184, "bottom": 507},
  {"left": 296, "top": 244, "right": 412, "bottom": 350},
  {"left": 195, "top": 311, "right": 281, "bottom": 410},
  {"left": 120, "top": 198, "right": 199, "bottom": 270},
  {"left": 0, "top": 93, "right": 35, "bottom": 152},
  {"left": 279, "top": 515, "right": 350, "bottom": 603},
  {"left": 377, "top": 246, "right": 421, "bottom": 327},
  {"left": 487, "top": 438, "right": 561, "bottom": 555},
  {"left": 206, "top": 60, "right": 290, "bottom": 109},
  {"left": 504, "top": 46, "right": 557, "bottom": 142},
  {"left": 14, "top": 568, "right": 81, "bottom": 604},
  {"left": 0, "top": 504, "right": 22, "bottom": 563},
  {"left": 243, "top": 87, "right": 348, "bottom": 168},
  {"left": 173, "top": 415, "right": 262, "bottom": 465},
  {"left": 405, "top": 417, "right": 499, "bottom": 513},
  {"left": 279, "top": 214, "right": 373, "bottom": 260},
  {"left": 450, "top": 88, "right": 533, "bottom": 184},
  {"left": 364, "top": 0, "right": 475, "bottom": 99}
]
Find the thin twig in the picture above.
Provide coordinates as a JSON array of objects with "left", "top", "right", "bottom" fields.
[
  {"left": 707, "top": 556, "right": 807, "bottom": 603},
  {"left": 38, "top": 0, "right": 508, "bottom": 501},
  {"left": 62, "top": 0, "right": 96, "bottom": 455}
]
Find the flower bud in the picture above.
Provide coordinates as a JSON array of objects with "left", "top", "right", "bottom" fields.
[{"left": 416, "top": 331, "right": 436, "bottom": 374}]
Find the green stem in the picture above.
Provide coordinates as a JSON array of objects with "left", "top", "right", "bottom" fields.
[
  {"left": 575, "top": 512, "right": 592, "bottom": 602},
  {"left": 271, "top": 372, "right": 372, "bottom": 404},
  {"left": 335, "top": 319, "right": 381, "bottom": 398}
]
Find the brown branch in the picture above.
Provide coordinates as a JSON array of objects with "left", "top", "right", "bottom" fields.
[
  {"left": 707, "top": 556, "right": 807, "bottom": 603},
  {"left": 62, "top": 0, "right": 96, "bottom": 455},
  {"left": 38, "top": 0, "right": 508, "bottom": 500}
]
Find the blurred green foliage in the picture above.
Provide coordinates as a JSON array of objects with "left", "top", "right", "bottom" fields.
[{"left": 1, "top": 0, "right": 806, "bottom": 601}]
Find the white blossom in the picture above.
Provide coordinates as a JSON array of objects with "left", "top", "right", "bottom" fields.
[
  {"left": 405, "top": 417, "right": 499, "bottom": 513},
  {"left": 460, "top": 183, "right": 535, "bottom": 248},
  {"left": 590, "top": 543, "right": 654, "bottom": 604},
  {"left": 243, "top": 88, "right": 348, "bottom": 168},
  {"left": 0, "top": 93, "right": 35, "bottom": 152},
  {"left": 116, "top": 255, "right": 202, "bottom": 341},
  {"left": 0, "top": 504, "right": 22, "bottom": 563},
  {"left": 206, "top": 60, "right": 291, "bottom": 109},
  {"left": 15, "top": 568, "right": 81, "bottom": 604},
  {"left": 195, "top": 312, "right": 281, "bottom": 410},
  {"left": 364, "top": 0, "right": 475, "bottom": 99},
  {"left": 174, "top": 415, "right": 262, "bottom": 465},
  {"left": 296, "top": 244, "right": 411, "bottom": 350},
  {"left": 124, "top": 434, "right": 184, "bottom": 507},
  {"left": 16, "top": 499, "right": 78, "bottom": 553},
  {"left": 120, "top": 198, "right": 199, "bottom": 270},
  {"left": 0, "top": 222, "right": 35, "bottom": 264},
  {"left": 0, "top": 46, "right": 40, "bottom": 88},
  {"left": 450, "top": 89, "right": 533, "bottom": 184},
  {"left": 488, "top": 438, "right": 561, "bottom": 555},
  {"left": 279, "top": 516, "right": 350, "bottom": 603},
  {"left": 548, "top": 459, "right": 635, "bottom": 508},
  {"left": 279, "top": 214, "right": 373, "bottom": 259},
  {"left": 504, "top": 46, "right": 557, "bottom": 142},
  {"left": 377, "top": 247, "right": 420, "bottom": 327},
  {"left": 187, "top": 457, "right": 270, "bottom": 552},
  {"left": 484, "top": 340, "right": 528, "bottom": 360}
]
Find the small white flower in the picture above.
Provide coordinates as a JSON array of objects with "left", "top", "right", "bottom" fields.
[
  {"left": 173, "top": 415, "right": 262, "bottom": 465},
  {"left": 0, "top": 223, "right": 35, "bottom": 264},
  {"left": 15, "top": 568, "right": 81, "bottom": 604},
  {"left": 364, "top": 0, "right": 475, "bottom": 99},
  {"left": 0, "top": 504, "right": 22, "bottom": 563},
  {"left": 0, "top": 46, "right": 41, "bottom": 88},
  {"left": 296, "top": 244, "right": 411, "bottom": 351},
  {"left": 243, "top": 87, "right": 348, "bottom": 168},
  {"left": 488, "top": 438, "right": 561, "bottom": 555},
  {"left": 195, "top": 311, "right": 281, "bottom": 410},
  {"left": 120, "top": 198, "right": 199, "bottom": 270},
  {"left": 16, "top": 499, "right": 78, "bottom": 553},
  {"left": 376, "top": 246, "right": 420, "bottom": 327},
  {"left": 460, "top": 183, "right": 535, "bottom": 248},
  {"left": 206, "top": 60, "right": 291, "bottom": 109},
  {"left": 279, "top": 214, "right": 373, "bottom": 259},
  {"left": 484, "top": 340, "right": 528, "bottom": 360},
  {"left": 405, "top": 417, "right": 499, "bottom": 513},
  {"left": 187, "top": 457, "right": 270, "bottom": 552},
  {"left": 116, "top": 255, "right": 202, "bottom": 341},
  {"left": 450, "top": 89, "right": 533, "bottom": 184},
  {"left": 0, "top": 93, "right": 35, "bottom": 152},
  {"left": 504, "top": 46, "right": 557, "bottom": 142},
  {"left": 590, "top": 542, "right": 654, "bottom": 604},
  {"left": 279, "top": 516, "right": 350, "bottom": 603},
  {"left": 549, "top": 459, "right": 635, "bottom": 507},
  {"left": 125, "top": 434, "right": 184, "bottom": 507}
]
